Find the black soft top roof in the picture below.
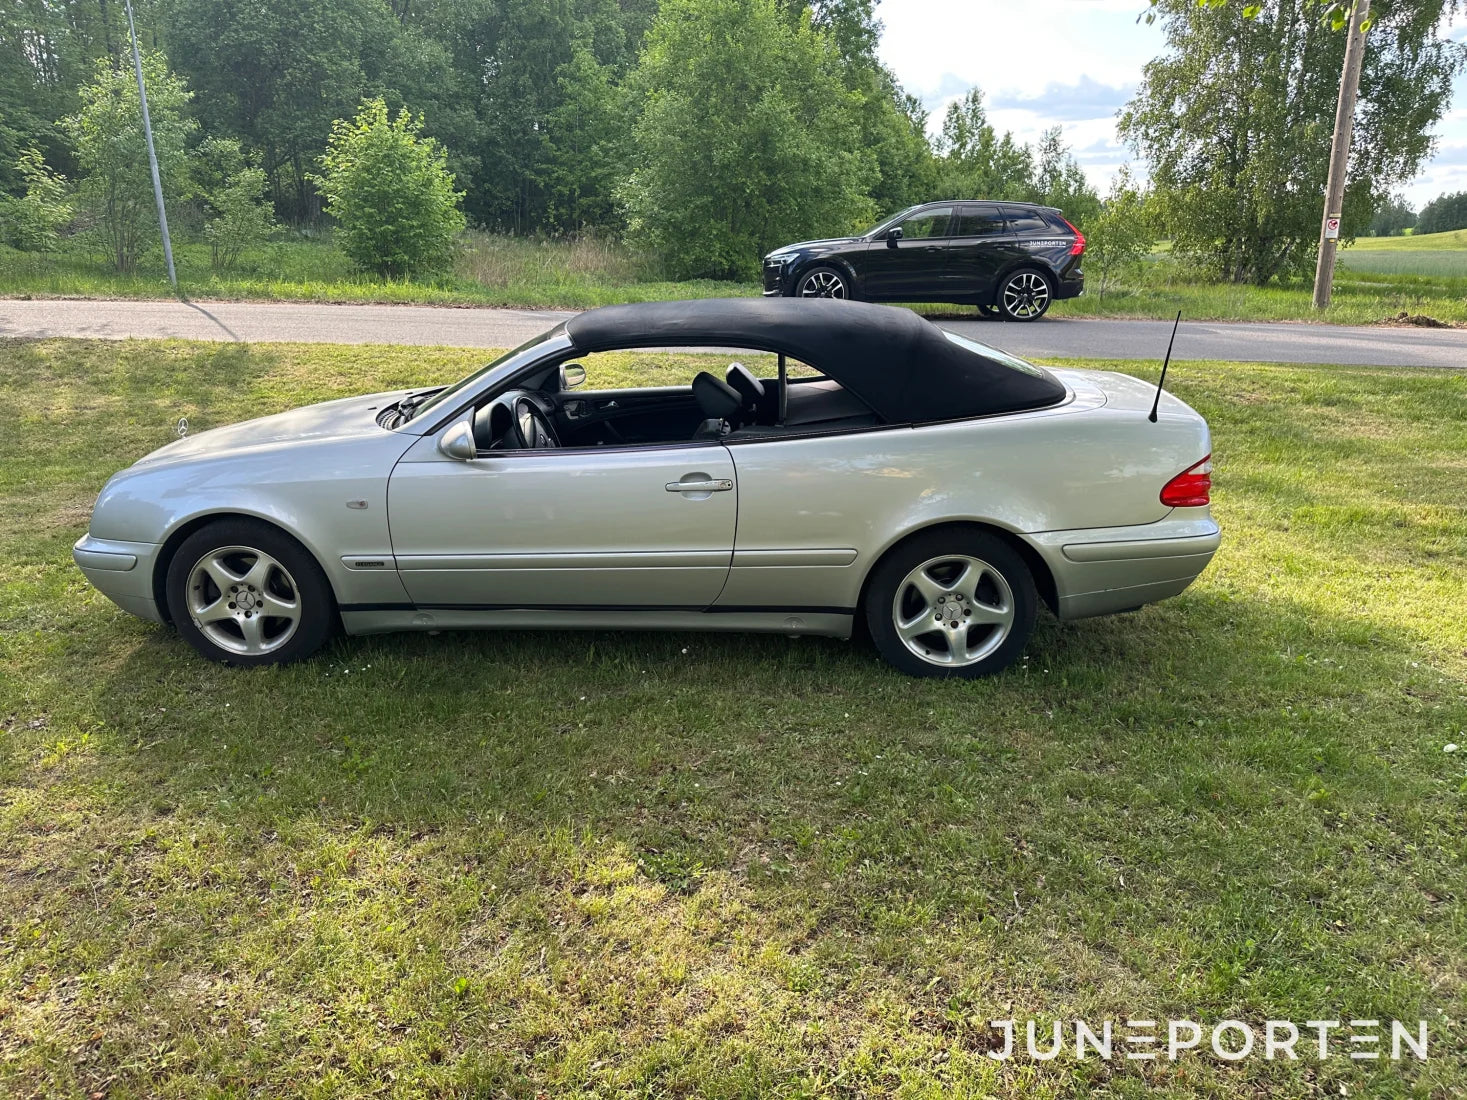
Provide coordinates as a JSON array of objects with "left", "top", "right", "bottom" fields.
[{"left": 564, "top": 298, "right": 1066, "bottom": 422}]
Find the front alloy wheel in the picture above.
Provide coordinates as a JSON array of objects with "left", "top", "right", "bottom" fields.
[
  {"left": 865, "top": 529, "right": 1037, "bottom": 678},
  {"left": 185, "top": 545, "right": 302, "bottom": 657},
  {"left": 166, "top": 518, "right": 336, "bottom": 666},
  {"left": 797, "top": 267, "right": 849, "bottom": 299},
  {"left": 998, "top": 270, "right": 1052, "bottom": 321}
]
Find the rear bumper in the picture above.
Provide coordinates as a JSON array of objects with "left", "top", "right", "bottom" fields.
[
  {"left": 1053, "top": 271, "right": 1084, "bottom": 301},
  {"left": 73, "top": 533, "right": 165, "bottom": 623},
  {"left": 1029, "top": 513, "right": 1219, "bottom": 620}
]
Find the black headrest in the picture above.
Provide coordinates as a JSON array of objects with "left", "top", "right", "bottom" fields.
[
  {"left": 692, "top": 371, "right": 741, "bottom": 421},
  {"left": 726, "top": 361, "right": 765, "bottom": 401}
]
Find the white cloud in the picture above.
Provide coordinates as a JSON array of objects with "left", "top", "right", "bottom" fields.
[{"left": 877, "top": 0, "right": 1467, "bottom": 210}]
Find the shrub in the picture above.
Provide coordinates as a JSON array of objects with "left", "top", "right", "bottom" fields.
[
  {"left": 1, "top": 148, "right": 72, "bottom": 251},
  {"left": 205, "top": 160, "right": 278, "bottom": 271},
  {"left": 312, "top": 98, "right": 465, "bottom": 278},
  {"left": 1086, "top": 166, "right": 1156, "bottom": 301}
]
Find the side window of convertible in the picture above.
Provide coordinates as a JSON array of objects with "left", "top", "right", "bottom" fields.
[{"left": 569, "top": 348, "right": 814, "bottom": 391}]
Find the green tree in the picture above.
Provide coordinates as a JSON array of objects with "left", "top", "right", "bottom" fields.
[
  {"left": 1367, "top": 195, "right": 1415, "bottom": 236},
  {"left": 62, "top": 52, "right": 195, "bottom": 273},
  {"left": 541, "top": 47, "right": 632, "bottom": 232},
  {"left": 1032, "top": 126, "right": 1099, "bottom": 226},
  {"left": 935, "top": 90, "right": 1034, "bottom": 201},
  {"left": 1120, "top": 0, "right": 1464, "bottom": 284},
  {"left": 1415, "top": 191, "right": 1467, "bottom": 235},
  {"left": 621, "top": 0, "right": 874, "bottom": 279},
  {"left": 1086, "top": 165, "right": 1154, "bottom": 301},
  {"left": 0, "top": 147, "right": 73, "bottom": 250},
  {"left": 313, "top": 97, "right": 465, "bottom": 277}
]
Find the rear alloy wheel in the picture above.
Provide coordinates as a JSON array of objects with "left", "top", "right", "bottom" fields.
[
  {"left": 864, "top": 530, "right": 1037, "bottom": 678},
  {"left": 166, "top": 518, "right": 336, "bottom": 666},
  {"left": 997, "top": 269, "right": 1053, "bottom": 321},
  {"left": 797, "top": 266, "right": 850, "bottom": 300}
]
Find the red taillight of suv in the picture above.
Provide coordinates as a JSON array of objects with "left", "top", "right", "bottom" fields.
[
  {"left": 1062, "top": 217, "right": 1086, "bottom": 256},
  {"left": 1160, "top": 455, "right": 1212, "bottom": 507}
]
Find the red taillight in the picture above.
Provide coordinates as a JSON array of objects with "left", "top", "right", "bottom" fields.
[
  {"left": 1062, "top": 217, "right": 1086, "bottom": 256},
  {"left": 1160, "top": 455, "right": 1212, "bottom": 507}
]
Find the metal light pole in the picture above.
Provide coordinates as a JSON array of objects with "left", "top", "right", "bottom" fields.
[
  {"left": 1311, "top": 0, "right": 1370, "bottom": 310},
  {"left": 123, "top": 0, "right": 177, "bottom": 289}
]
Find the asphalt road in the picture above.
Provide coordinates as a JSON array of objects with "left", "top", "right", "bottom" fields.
[{"left": 2, "top": 297, "right": 1464, "bottom": 367}]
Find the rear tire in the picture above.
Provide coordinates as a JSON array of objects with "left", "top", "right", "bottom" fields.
[
  {"left": 165, "top": 518, "right": 336, "bottom": 667},
  {"left": 864, "top": 529, "right": 1037, "bottom": 678},
  {"left": 996, "top": 269, "right": 1053, "bottom": 322},
  {"left": 795, "top": 266, "right": 853, "bottom": 300}
]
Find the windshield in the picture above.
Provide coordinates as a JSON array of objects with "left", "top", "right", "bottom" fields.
[
  {"left": 862, "top": 206, "right": 919, "bottom": 239},
  {"left": 401, "top": 327, "right": 561, "bottom": 422}
]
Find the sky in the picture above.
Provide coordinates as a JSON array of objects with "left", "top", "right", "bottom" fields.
[{"left": 876, "top": 0, "right": 1467, "bottom": 211}]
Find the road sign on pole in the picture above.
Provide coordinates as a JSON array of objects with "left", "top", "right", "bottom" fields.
[{"left": 123, "top": 0, "right": 177, "bottom": 291}]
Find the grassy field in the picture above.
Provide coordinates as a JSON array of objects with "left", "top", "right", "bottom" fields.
[
  {"left": 1, "top": 338, "right": 1464, "bottom": 1097},
  {"left": 0, "top": 232, "right": 755, "bottom": 309},
  {"left": 7, "top": 231, "right": 1467, "bottom": 324}
]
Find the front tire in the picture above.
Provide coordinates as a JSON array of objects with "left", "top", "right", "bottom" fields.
[
  {"left": 795, "top": 266, "right": 852, "bottom": 300},
  {"left": 996, "top": 269, "right": 1053, "bottom": 322},
  {"left": 165, "top": 518, "right": 336, "bottom": 666},
  {"left": 864, "top": 529, "right": 1037, "bottom": 678}
]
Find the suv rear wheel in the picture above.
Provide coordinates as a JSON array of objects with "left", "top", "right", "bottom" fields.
[{"left": 997, "top": 269, "right": 1053, "bottom": 321}]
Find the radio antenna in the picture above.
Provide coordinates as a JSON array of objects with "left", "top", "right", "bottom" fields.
[{"left": 1148, "top": 311, "right": 1182, "bottom": 423}]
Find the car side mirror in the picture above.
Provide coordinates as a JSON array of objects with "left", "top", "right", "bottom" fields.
[
  {"left": 886, "top": 226, "right": 903, "bottom": 247},
  {"left": 561, "top": 362, "right": 586, "bottom": 390},
  {"left": 438, "top": 419, "right": 477, "bottom": 462}
]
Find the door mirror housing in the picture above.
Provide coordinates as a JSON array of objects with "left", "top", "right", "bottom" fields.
[
  {"left": 560, "top": 362, "right": 587, "bottom": 390},
  {"left": 886, "top": 226, "right": 903, "bottom": 247},
  {"left": 438, "top": 419, "right": 477, "bottom": 462}
]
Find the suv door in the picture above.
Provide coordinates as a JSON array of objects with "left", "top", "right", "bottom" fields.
[
  {"left": 860, "top": 205, "right": 955, "bottom": 300},
  {"left": 387, "top": 433, "right": 737, "bottom": 609},
  {"left": 948, "top": 203, "right": 1014, "bottom": 300}
]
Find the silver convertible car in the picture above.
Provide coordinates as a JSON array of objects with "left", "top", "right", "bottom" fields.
[{"left": 73, "top": 299, "right": 1219, "bottom": 677}]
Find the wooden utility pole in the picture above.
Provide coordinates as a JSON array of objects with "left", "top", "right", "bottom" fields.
[{"left": 1312, "top": 0, "right": 1370, "bottom": 310}]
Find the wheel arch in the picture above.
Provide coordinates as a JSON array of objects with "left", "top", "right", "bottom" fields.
[
  {"left": 989, "top": 261, "right": 1056, "bottom": 306},
  {"left": 855, "top": 520, "right": 1059, "bottom": 626},
  {"left": 789, "top": 257, "right": 862, "bottom": 298},
  {"left": 152, "top": 511, "right": 339, "bottom": 625}
]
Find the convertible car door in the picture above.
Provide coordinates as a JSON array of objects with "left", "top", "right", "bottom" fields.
[{"left": 386, "top": 436, "right": 738, "bottom": 609}]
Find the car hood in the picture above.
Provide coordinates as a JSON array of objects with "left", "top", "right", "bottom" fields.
[
  {"left": 766, "top": 237, "right": 863, "bottom": 258},
  {"left": 132, "top": 390, "right": 411, "bottom": 467}
]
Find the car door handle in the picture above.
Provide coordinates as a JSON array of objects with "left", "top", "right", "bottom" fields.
[{"left": 666, "top": 479, "right": 733, "bottom": 493}]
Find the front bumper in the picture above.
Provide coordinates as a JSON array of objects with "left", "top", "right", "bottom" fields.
[
  {"left": 1028, "top": 513, "right": 1220, "bottom": 620},
  {"left": 73, "top": 533, "right": 165, "bottom": 623},
  {"left": 762, "top": 260, "right": 791, "bottom": 296}
]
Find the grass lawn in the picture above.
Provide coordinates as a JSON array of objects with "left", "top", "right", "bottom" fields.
[{"left": 1, "top": 340, "right": 1465, "bottom": 1097}]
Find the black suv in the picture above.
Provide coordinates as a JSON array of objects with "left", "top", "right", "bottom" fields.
[{"left": 762, "top": 201, "right": 1085, "bottom": 321}]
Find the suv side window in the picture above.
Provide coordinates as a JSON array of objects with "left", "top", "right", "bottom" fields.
[
  {"left": 1002, "top": 206, "right": 1051, "bottom": 234},
  {"left": 897, "top": 206, "right": 954, "bottom": 239},
  {"left": 953, "top": 205, "right": 1008, "bottom": 237}
]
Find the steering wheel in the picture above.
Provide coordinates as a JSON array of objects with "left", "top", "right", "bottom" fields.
[{"left": 512, "top": 397, "right": 560, "bottom": 449}]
